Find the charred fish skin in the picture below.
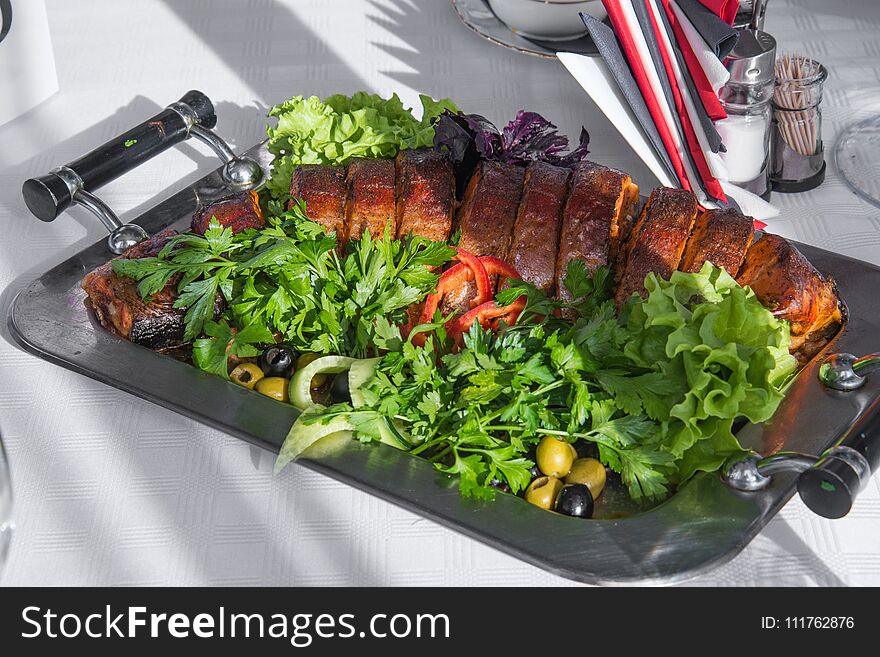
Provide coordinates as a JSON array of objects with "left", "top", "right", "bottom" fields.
[
  {"left": 395, "top": 148, "right": 455, "bottom": 243},
  {"left": 679, "top": 208, "right": 755, "bottom": 276},
  {"left": 191, "top": 190, "right": 264, "bottom": 235},
  {"left": 345, "top": 158, "right": 397, "bottom": 242},
  {"left": 442, "top": 160, "right": 525, "bottom": 315},
  {"left": 504, "top": 161, "right": 571, "bottom": 295},
  {"left": 81, "top": 229, "right": 188, "bottom": 351},
  {"left": 614, "top": 187, "right": 698, "bottom": 306},
  {"left": 289, "top": 164, "right": 347, "bottom": 239},
  {"left": 736, "top": 233, "right": 842, "bottom": 357},
  {"left": 555, "top": 161, "right": 638, "bottom": 304}
]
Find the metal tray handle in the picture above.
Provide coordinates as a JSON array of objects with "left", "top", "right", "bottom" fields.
[
  {"left": 21, "top": 90, "right": 262, "bottom": 254},
  {"left": 725, "top": 351, "right": 880, "bottom": 519}
]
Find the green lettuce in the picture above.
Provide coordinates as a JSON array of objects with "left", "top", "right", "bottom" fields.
[
  {"left": 265, "top": 92, "right": 459, "bottom": 200},
  {"left": 623, "top": 263, "right": 798, "bottom": 482}
]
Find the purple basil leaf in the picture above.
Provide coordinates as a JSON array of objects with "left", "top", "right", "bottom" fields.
[
  {"left": 434, "top": 110, "right": 504, "bottom": 198},
  {"left": 501, "top": 111, "right": 569, "bottom": 165},
  {"left": 433, "top": 111, "right": 502, "bottom": 163},
  {"left": 553, "top": 127, "right": 591, "bottom": 167},
  {"left": 433, "top": 112, "right": 474, "bottom": 165}
]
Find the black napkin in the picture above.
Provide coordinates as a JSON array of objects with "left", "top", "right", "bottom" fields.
[
  {"left": 653, "top": 0, "right": 725, "bottom": 154},
  {"left": 631, "top": 0, "right": 713, "bottom": 200},
  {"left": 675, "top": 0, "right": 739, "bottom": 60},
  {"left": 580, "top": 12, "right": 678, "bottom": 186}
]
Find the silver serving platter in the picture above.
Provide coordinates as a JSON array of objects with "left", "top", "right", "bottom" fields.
[
  {"left": 451, "top": 0, "right": 600, "bottom": 59},
  {"left": 9, "top": 141, "right": 880, "bottom": 584}
]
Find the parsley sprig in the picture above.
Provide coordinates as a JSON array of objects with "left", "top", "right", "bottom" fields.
[
  {"left": 111, "top": 199, "right": 456, "bottom": 373},
  {"left": 291, "top": 262, "right": 796, "bottom": 503}
]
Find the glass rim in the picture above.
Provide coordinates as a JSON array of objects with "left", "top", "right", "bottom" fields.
[{"left": 775, "top": 61, "right": 828, "bottom": 89}]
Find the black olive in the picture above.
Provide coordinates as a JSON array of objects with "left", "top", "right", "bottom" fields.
[
  {"left": 489, "top": 478, "right": 511, "bottom": 493},
  {"left": 329, "top": 372, "right": 352, "bottom": 404},
  {"left": 528, "top": 463, "right": 542, "bottom": 479},
  {"left": 257, "top": 345, "right": 297, "bottom": 378},
  {"left": 555, "top": 483, "right": 594, "bottom": 518},
  {"left": 576, "top": 441, "right": 599, "bottom": 459}
]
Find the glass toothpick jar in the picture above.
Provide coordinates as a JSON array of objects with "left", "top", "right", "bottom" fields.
[
  {"left": 715, "top": 30, "right": 777, "bottom": 199},
  {"left": 770, "top": 58, "right": 827, "bottom": 192}
]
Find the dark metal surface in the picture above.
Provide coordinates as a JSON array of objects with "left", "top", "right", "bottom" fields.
[
  {"left": 450, "top": 0, "right": 599, "bottom": 59},
  {"left": 8, "top": 141, "right": 880, "bottom": 584}
]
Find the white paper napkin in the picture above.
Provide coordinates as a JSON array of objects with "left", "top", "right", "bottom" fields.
[
  {"left": 557, "top": 51, "right": 676, "bottom": 187},
  {"left": 557, "top": 51, "right": 780, "bottom": 222}
]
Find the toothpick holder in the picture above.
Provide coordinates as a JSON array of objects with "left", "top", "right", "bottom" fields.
[{"left": 770, "top": 59, "right": 827, "bottom": 193}]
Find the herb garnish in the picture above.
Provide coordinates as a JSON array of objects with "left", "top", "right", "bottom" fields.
[
  {"left": 112, "top": 200, "right": 456, "bottom": 367},
  {"left": 280, "top": 263, "right": 797, "bottom": 502}
]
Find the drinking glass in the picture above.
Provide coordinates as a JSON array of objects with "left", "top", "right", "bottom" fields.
[
  {"left": 0, "top": 431, "right": 12, "bottom": 577},
  {"left": 836, "top": 104, "right": 880, "bottom": 209}
]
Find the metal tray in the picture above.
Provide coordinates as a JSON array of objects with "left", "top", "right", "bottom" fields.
[{"left": 9, "top": 140, "right": 880, "bottom": 585}]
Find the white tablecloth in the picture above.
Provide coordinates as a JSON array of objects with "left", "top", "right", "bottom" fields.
[{"left": 1, "top": 0, "right": 878, "bottom": 586}]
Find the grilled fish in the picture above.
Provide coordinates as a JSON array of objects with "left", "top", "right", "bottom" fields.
[
  {"left": 736, "top": 233, "right": 842, "bottom": 357},
  {"left": 679, "top": 208, "right": 754, "bottom": 276},
  {"left": 443, "top": 160, "right": 525, "bottom": 315},
  {"left": 504, "top": 162, "right": 570, "bottom": 294},
  {"left": 289, "top": 164, "right": 347, "bottom": 239},
  {"left": 615, "top": 187, "right": 698, "bottom": 306},
  {"left": 395, "top": 148, "right": 455, "bottom": 243},
  {"left": 556, "top": 161, "right": 639, "bottom": 304},
  {"left": 82, "top": 230, "right": 189, "bottom": 350},
  {"left": 191, "top": 190, "right": 264, "bottom": 235},
  {"left": 345, "top": 158, "right": 396, "bottom": 241}
]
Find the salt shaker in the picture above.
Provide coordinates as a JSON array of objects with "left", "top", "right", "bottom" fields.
[{"left": 715, "top": 30, "right": 777, "bottom": 200}]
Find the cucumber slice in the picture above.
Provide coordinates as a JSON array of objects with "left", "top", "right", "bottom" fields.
[
  {"left": 274, "top": 410, "right": 355, "bottom": 473},
  {"left": 348, "top": 357, "right": 382, "bottom": 408},
  {"left": 379, "top": 417, "right": 413, "bottom": 450},
  {"left": 289, "top": 355, "right": 356, "bottom": 410}
]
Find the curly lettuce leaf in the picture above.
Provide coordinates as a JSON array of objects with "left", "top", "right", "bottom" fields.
[
  {"left": 627, "top": 263, "right": 798, "bottom": 475},
  {"left": 265, "top": 92, "right": 458, "bottom": 200}
]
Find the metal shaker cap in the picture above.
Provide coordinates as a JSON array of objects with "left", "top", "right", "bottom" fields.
[{"left": 725, "top": 29, "right": 777, "bottom": 86}]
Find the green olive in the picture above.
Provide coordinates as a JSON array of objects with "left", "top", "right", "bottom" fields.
[
  {"left": 535, "top": 436, "right": 577, "bottom": 478},
  {"left": 230, "top": 362, "right": 264, "bottom": 389},
  {"left": 525, "top": 476, "right": 563, "bottom": 510},
  {"left": 565, "top": 457, "right": 606, "bottom": 498},
  {"left": 255, "top": 376, "right": 290, "bottom": 402},
  {"left": 296, "top": 352, "right": 328, "bottom": 388},
  {"left": 296, "top": 352, "right": 320, "bottom": 370}
]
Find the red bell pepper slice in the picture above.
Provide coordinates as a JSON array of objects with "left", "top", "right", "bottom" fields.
[
  {"left": 478, "top": 255, "right": 521, "bottom": 287},
  {"left": 454, "top": 248, "right": 492, "bottom": 307},
  {"left": 448, "top": 295, "right": 527, "bottom": 346},
  {"left": 411, "top": 253, "right": 525, "bottom": 348},
  {"left": 417, "top": 249, "right": 491, "bottom": 324}
]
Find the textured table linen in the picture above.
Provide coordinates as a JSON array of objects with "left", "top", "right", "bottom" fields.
[{"left": 0, "top": 0, "right": 878, "bottom": 586}]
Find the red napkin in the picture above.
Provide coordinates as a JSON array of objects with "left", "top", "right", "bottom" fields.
[
  {"left": 658, "top": 0, "right": 726, "bottom": 121},
  {"left": 645, "top": 1, "right": 726, "bottom": 201},
  {"left": 696, "top": 0, "right": 740, "bottom": 25},
  {"left": 602, "top": 0, "right": 691, "bottom": 191}
]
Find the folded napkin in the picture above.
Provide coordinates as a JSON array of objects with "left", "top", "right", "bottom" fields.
[
  {"left": 557, "top": 51, "right": 677, "bottom": 187},
  {"left": 555, "top": 52, "right": 779, "bottom": 222},
  {"left": 580, "top": 15, "right": 678, "bottom": 184},
  {"left": 669, "top": 1, "right": 730, "bottom": 93},
  {"left": 651, "top": 0, "right": 725, "bottom": 155},
  {"left": 696, "top": 0, "right": 740, "bottom": 25},
  {"left": 721, "top": 181, "right": 777, "bottom": 222},
  {"left": 676, "top": 0, "right": 739, "bottom": 59},
  {"left": 657, "top": 0, "right": 726, "bottom": 120},
  {"left": 639, "top": 0, "right": 726, "bottom": 201},
  {"left": 601, "top": 1, "right": 696, "bottom": 193}
]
